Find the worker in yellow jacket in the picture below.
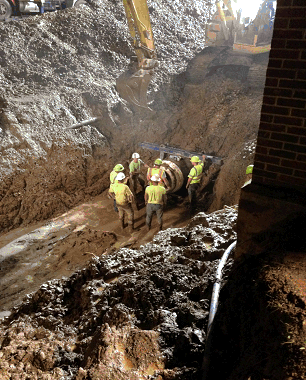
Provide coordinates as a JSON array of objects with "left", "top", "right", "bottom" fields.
[
  {"left": 129, "top": 152, "right": 148, "bottom": 193},
  {"left": 186, "top": 155, "right": 206, "bottom": 213},
  {"left": 146, "top": 159, "right": 169, "bottom": 189},
  {"left": 243, "top": 164, "right": 254, "bottom": 187},
  {"left": 129, "top": 152, "right": 148, "bottom": 210},
  {"left": 145, "top": 174, "right": 167, "bottom": 232},
  {"left": 109, "top": 164, "right": 125, "bottom": 213},
  {"left": 110, "top": 164, "right": 125, "bottom": 184},
  {"left": 109, "top": 172, "right": 134, "bottom": 232}
]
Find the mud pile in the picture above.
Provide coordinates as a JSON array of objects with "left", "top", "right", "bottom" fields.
[
  {"left": 0, "top": 0, "right": 268, "bottom": 232},
  {"left": 206, "top": 252, "right": 306, "bottom": 380},
  {"left": 0, "top": 207, "right": 237, "bottom": 380}
]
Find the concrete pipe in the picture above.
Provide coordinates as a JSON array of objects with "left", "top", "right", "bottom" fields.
[{"left": 161, "top": 159, "right": 191, "bottom": 193}]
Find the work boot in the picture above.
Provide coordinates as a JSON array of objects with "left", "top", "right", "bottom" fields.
[{"left": 146, "top": 224, "right": 151, "bottom": 233}]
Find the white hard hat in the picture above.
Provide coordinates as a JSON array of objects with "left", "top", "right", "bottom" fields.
[
  {"left": 132, "top": 152, "right": 140, "bottom": 159},
  {"left": 151, "top": 175, "right": 160, "bottom": 182},
  {"left": 116, "top": 172, "right": 126, "bottom": 181}
]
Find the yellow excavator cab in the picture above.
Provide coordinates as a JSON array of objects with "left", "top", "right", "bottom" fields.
[{"left": 116, "top": 0, "right": 157, "bottom": 109}]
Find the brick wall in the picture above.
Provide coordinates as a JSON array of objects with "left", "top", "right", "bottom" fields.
[{"left": 252, "top": 0, "right": 306, "bottom": 192}]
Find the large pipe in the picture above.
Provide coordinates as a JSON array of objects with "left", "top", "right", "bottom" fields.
[
  {"left": 160, "top": 158, "right": 191, "bottom": 193},
  {"left": 202, "top": 240, "right": 237, "bottom": 380},
  {"left": 161, "top": 160, "right": 185, "bottom": 193}
]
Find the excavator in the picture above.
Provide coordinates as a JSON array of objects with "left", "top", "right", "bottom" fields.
[
  {"left": 115, "top": 0, "right": 157, "bottom": 109},
  {"left": 206, "top": 0, "right": 276, "bottom": 53},
  {"left": 116, "top": 0, "right": 276, "bottom": 109},
  {"left": 0, "top": 0, "right": 275, "bottom": 108}
]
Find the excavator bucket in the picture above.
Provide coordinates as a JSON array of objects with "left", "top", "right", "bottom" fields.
[{"left": 116, "top": 69, "right": 152, "bottom": 109}]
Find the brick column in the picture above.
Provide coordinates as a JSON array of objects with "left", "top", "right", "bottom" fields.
[
  {"left": 236, "top": 1, "right": 306, "bottom": 258},
  {"left": 253, "top": 0, "right": 306, "bottom": 191}
]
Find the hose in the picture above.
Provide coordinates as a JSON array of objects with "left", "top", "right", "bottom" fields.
[{"left": 202, "top": 240, "right": 237, "bottom": 380}]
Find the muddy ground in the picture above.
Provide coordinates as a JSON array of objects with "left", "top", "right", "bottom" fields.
[
  {"left": 206, "top": 251, "right": 306, "bottom": 380},
  {"left": 1, "top": 203, "right": 305, "bottom": 380},
  {"left": 0, "top": 191, "right": 192, "bottom": 313},
  {"left": 0, "top": 206, "right": 238, "bottom": 380},
  {"left": 1, "top": 0, "right": 305, "bottom": 379}
]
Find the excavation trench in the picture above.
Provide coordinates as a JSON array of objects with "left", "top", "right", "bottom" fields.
[
  {"left": 0, "top": 189, "right": 194, "bottom": 314},
  {"left": 0, "top": 0, "right": 267, "bottom": 234},
  {"left": 2, "top": 1, "right": 305, "bottom": 379},
  {"left": 0, "top": 142, "right": 222, "bottom": 318}
]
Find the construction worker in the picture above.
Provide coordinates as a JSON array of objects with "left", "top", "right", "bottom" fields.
[
  {"left": 147, "top": 158, "right": 170, "bottom": 189},
  {"left": 186, "top": 155, "right": 206, "bottom": 213},
  {"left": 129, "top": 152, "right": 148, "bottom": 196},
  {"left": 108, "top": 172, "right": 134, "bottom": 232},
  {"left": 109, "top": 164, "right": 125, "bottom": 212},
  {"left": 243, "top": 164, "right": 254, "bottom": 187},
  {"left": 145, "top": 174, "right": 167, "bottom": 232}
]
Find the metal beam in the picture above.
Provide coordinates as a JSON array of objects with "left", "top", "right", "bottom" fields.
[{"left": 139, "top": 142, "right": 223, "bottom": 165}]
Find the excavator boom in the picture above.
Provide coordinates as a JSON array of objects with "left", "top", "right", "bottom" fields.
[{"left": 116, "top": 0, "right": 157, "bottom": 108}]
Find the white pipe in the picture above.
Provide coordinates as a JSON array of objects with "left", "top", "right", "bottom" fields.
[
  {"left": 207, "top": 240, "right": 237, "bottom": 334},
  {"left": 202, "top": 240, "right": 237, "bottom": 380},
  {"left": 67, "top": 117, "right": 100, "bottom": 129}
]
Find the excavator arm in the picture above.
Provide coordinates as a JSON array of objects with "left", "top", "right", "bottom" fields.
[{"left": 116, "top": 0, "right": 157, "bottom": 108}]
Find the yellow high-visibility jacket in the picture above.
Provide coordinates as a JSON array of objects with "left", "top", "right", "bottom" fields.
[
  {"left": 147, "top": 167, "right": 166, "bottom": 186},
  {"left": 145, "top": 185, "right": 166, "bottom": 204},
  {"left": 109, "top": 183, "right": 133, "bottom": 206},
  {"left": 188, "top": 163, "right": 204, "bottom": 184}
]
